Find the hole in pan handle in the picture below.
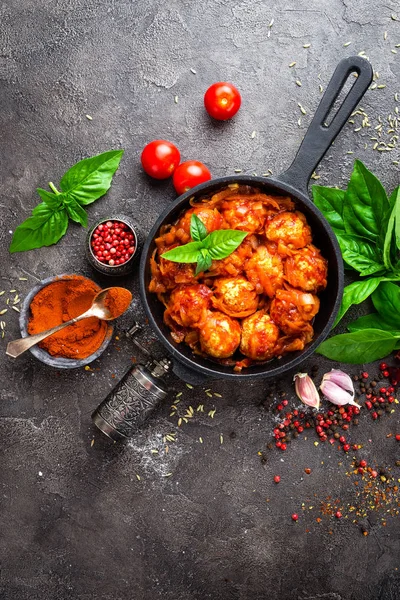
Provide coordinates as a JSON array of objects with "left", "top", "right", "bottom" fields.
[{"left": 277, "top": 56, "right": 373, "bottom": 197}]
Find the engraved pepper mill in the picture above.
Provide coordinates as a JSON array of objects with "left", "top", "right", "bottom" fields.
[{"left": 92, "top": 323, "right": 171, "bottom": 441}]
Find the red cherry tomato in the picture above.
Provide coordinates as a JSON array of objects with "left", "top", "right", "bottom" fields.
[
  {"left": 141, "top": 140, "right": 180, "bottom": 179},
  {"left": 204, "top": 82, "right": 241, "bottom": 120},
  {"left": 173, "top": 161, "right": 212, "bottom": 195}
]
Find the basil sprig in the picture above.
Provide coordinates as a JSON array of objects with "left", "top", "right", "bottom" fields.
[
  {"left": 10, "top": 150, "right": 124, "bottom": 252},
  {"left": 161, "top": 213, "right": 247, "bottom": 275},
  {"left": 313, "top": 159, "right": 400, "bottom": 363}
]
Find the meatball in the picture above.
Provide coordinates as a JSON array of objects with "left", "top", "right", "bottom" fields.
[
  {"left": 240, "top": 311, "right": 279, "bottom": 360},
  {"left": 177, "top": 207, "right": 224, "bottom": 236},
  {"left": 199, "top": 311, "right": 241, "bottom": 358},
  {"left": 212, "top": 277, "right": 258, "bottom": 317},
  {"left": 221, "top": 198, "right": 268, "bottom": 232},
  {"left": 165, "top": 284, "right": 212, "bottom": 328},
  {"left": 270, "top": 287, "right": 319, "bottom": 336},
  {"left": 245, "top": 245, "right": 284, "bottom": 297},
  {"left": 284, "top": 244, "right": 328, "bottom": 292},
  {"left": 266, "top": 211, "right": 312, "bottom": 249}
]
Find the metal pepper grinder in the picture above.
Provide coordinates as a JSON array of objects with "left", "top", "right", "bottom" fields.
[{"left": 92, "top": 323, "right": 171, "bottom": 441}]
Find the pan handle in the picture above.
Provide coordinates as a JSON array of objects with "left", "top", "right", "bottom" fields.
[{"left": 276, "top": 56, "right": 373, "bottom": 196}]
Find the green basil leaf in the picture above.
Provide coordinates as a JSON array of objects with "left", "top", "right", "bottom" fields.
[
  {"left": 382, "top": 200, "right": 396, "bottom": 271},
  {"left": 63, "top": 196, "right": 88, "bottom": 227},
  {"left": 161, "top": 241, "right": 203, "bottom": 263},
  {"left": 204, "top": 229, "right": 248, "bottom": 259},
  {"left": 9, "top": 203, "right": 69, "bottom": 253},
  {"left": 316, "top": 329, "right": 398, "bottom": 364},
  {"left": 343, "top": 160, "right": 390, "bottom": 243},
  {"left": 312, "top": 185, "right": 346, "bottom": 232},
  {"left": 389, "top": 186, "right": 400, "bottom": 250},
  {"left": 333, "top": 277, "right": 383, "bottom": 326},
  {"left": 195, "top": 249, "right": 212, "bottom": 275},
  {"left": 335, "top": 233, "right": 384, "bottom": 275},
  {"left": 348, "top": 313, "right": 398, "bottom": 333},
  {"left": 371, "top": 281, "right": 400, "bottom": 327},
  {"left": 190, "top": 213, "right": 208, "bottom": 242},
  {"left": 37, "top": 188, "right": 63, "bottom": 209},
  {"left": 60, "top": 150, "right": 124, "bottom": 205}
]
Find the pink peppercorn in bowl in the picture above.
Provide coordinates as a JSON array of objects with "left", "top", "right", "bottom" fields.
[{"left": 86, "top": 215, "right": 140, "bottom": 276}]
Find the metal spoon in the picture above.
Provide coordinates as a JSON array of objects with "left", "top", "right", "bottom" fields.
[{"left": 6, "top": 287, "right": 132, "bottom": 359}]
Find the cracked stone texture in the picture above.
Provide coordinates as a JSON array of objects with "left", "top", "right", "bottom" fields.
[{"left": 0, "top": 1, "right": 399, "bottom": 599}]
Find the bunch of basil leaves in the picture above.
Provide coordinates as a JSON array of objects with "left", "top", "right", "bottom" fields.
[
  {"left": 9, "top": 150, "right": 124, "bottom": 252},
  {"left": 313, "top": 159, "right": 400, "bottom": 363},
  {"left": 162, "top": 214, "right": 248, "bottom": 275}
]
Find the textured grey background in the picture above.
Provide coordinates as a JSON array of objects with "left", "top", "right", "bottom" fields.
[{"left": 0, "top": 1, "right": 399, "bottom": 599}]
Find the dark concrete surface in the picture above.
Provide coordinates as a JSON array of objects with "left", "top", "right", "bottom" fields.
[{"left": 1, "top": 1, "right": 399, "bottom": 599}]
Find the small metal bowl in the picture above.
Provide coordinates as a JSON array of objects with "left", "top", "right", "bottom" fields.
[
  {"left": 86, "top": 215, "right": 140, "bottom": 276},
  {"left": 19, "top": 274, "right": 114, "bottom": 369}
]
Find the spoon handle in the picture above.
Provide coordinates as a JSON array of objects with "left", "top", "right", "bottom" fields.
[{"left": 6, "top": 312, "right": 89, "bottom": 358}]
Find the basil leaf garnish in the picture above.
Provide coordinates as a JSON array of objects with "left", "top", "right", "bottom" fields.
[
  {"left": 63, "top": 196, "right": 88, "bottom": 227},
  {"left": 195, "top": 249, "right": 212, "bottom": 275},
  {"left": 59, "top": 150, "right": 124, "bottom": 205},
  {"left": 36, "top": 188, "right": 64, "bottom": 209},
  {"left": 10, "top": 203, "right": 69, "bottom": 253},
  {"left": 190, "top": 214, "right": 208, "bottom": 242},
  {"left": 204, "top": 229, "right": 248, "bottom": 259},
  {"left": 316, "top": 329, "right": 399, "bottom": 364},
  {"left": 9, "top": 149, "right": 123, "bottom": 253},
  {"left": 161, "top": 241, "right": 204, "bottom": 263},
  {"left": 161, "top": 219, "right": 247, "bottom": 275}
]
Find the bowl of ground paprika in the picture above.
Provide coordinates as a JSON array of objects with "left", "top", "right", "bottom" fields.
[{"left": 20, "top": 274, "right": 114, "bottom": 368}]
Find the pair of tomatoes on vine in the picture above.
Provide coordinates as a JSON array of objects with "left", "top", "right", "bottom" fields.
[{"left": 140, "top": 82, "right": 241, "bottom": 195}]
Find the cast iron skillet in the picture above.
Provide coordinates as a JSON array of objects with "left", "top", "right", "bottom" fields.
[{"left": 139, "top": 56, "right": 373, "bottom": 381}]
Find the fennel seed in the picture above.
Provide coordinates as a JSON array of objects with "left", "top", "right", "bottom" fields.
[{"left": 289, "top": 61, "right": 296, "bottom": 67}]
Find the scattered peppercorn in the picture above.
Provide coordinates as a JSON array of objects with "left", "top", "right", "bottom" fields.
[
  {"left": 273, "top": 475, "right": 281, "bottom": 483},
  {"left": 291, "top": 513, "right": 299, "bottom": 521}
]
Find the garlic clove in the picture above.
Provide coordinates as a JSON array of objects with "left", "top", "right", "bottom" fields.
[
  {"left": 294, "top": 372, "right": 320, "bottom": 409},
  {"left": 322, "top": 369, "right": 355, "bottom": 395},
  {"left": 320, "top": 379, "right": 361, "bottom": 408}
]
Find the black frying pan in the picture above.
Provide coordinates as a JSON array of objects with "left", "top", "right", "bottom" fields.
[{"left": 139, "top": 56, "right": 373, "bottom": 382}]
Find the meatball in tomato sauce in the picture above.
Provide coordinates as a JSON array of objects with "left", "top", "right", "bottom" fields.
[
  {"left": 245, "top": 245, "right": 284, "bottom": 297},
  {"left": 270, "top": 287, "right": 320, "bottom": 337},
  {"left": 199, "top": 311, "right": 241, "bottom": 358},
  {"left": 240, "top": 311, "right": 279, "bottom": 361},
  {"left": 164, "top": 284, "right": 212, "bottom": 328},
  {"left": 212, "top": 277, "right": 258, "bottom": 317},
  {"left": 284, "top": 244, "right": 328, "bottom": 293},
  {"left": 266, "top": 211, "right": 312, "bottom": 249}
]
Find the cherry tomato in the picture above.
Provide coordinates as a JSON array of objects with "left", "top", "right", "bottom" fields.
[
  {"left": 173, "top": 161, "right": 211, "bottom": 195},
  {"left": 141, "top": 140, "right": 180, "bottom": 179},
  {"left": 204, "top": 82, "right": 241, "bottom": 120}
]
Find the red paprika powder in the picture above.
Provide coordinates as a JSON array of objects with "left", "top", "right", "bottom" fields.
[{"left": 28, "top": 275, "right": 107, "bottom": 359}]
